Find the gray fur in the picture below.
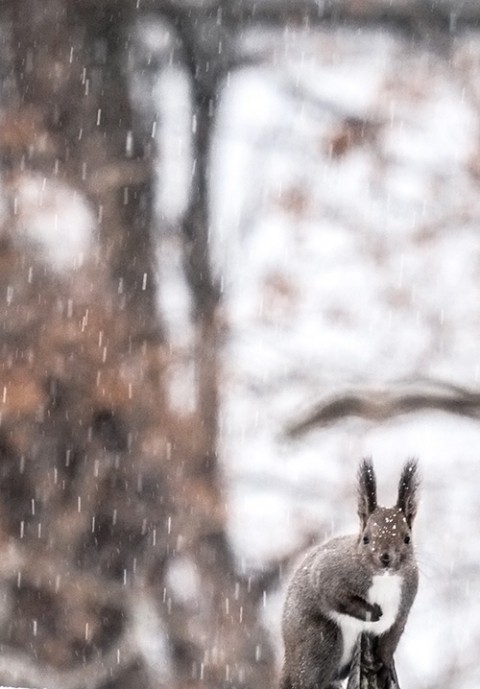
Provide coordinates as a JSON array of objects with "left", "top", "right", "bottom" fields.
[{"left": 280, "top": 459, "right": 419, "bottom": 689}]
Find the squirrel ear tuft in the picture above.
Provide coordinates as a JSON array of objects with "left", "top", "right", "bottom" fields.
[
  {"left": 397, "top": 458, "right": 420, "bottom": 528},
  {"left": 357, "top": 458, "right": 377, "bottom": 528}
]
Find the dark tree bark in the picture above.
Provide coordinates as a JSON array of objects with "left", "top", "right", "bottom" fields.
[{"left": 347, "top": 635, "right": 400, "bottom": 689}]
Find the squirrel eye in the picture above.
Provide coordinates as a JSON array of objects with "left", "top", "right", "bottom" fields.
[
  {"left": 403, "top": 534, "right": 411, "bottom": 544},
  {"left": 362, "top": 535, "right": 370, "bottom": 545}
]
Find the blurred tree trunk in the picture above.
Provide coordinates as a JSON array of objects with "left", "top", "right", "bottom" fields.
[
  {"left": 0, "top": 1, "right": 168, "bottom": 687},
  {"left": 0, "top": 1, "right": 277, "bottom": 689},
  {"left": 10, "top": 0, "right": 158, "bottom": 333}
]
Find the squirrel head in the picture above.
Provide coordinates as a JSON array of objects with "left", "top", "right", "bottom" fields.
[{"left": 356, "top": 458, "right": 419, "bottom": 574}]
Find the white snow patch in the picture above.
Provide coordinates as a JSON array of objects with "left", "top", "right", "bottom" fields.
[
  {"left": 165, "top": 555, "right": 201, "bottom": 605},
  {"left": 13, "top": 176, "right": 93, "bottom": 271}
]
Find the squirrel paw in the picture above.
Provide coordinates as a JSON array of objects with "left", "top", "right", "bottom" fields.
[{"left": 370, "top": 603, "right": 383, "bottom": 622}]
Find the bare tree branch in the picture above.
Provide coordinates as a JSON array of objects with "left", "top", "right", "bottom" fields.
[
  {"left": 286, "top": 379, "right": 480, "bottom": 436},
  {"left": 227, "top": 0, "right": 480, "bottom": 31}
]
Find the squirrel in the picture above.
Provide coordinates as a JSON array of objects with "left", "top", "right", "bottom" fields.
[{"left": 280, "top": 458, "right": 419, "bottom": 689}]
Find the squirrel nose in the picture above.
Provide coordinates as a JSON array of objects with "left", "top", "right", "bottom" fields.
[{"left": 380, "top": 552, "right": 390, "bottom": 566}]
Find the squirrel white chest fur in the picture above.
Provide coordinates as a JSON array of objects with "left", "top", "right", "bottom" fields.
[{"left": 330, "top": 572, "right": 403, "bottom": 668}]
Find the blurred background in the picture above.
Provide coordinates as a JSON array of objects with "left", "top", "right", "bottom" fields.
[{"left": 0, "top": 1, "right": 479, "bottom": 688}]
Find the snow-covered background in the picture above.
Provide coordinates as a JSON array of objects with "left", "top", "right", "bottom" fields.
[
  {"left": 8, "top": 18, "right": 480, "bottom": 689},
  {"left": 213, "top": 27, "right": 480, "bottom": 689}
]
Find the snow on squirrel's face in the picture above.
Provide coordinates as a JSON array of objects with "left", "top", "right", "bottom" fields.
[{"left": 358, "top": 507, "right": 413, "bottom": 574}]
